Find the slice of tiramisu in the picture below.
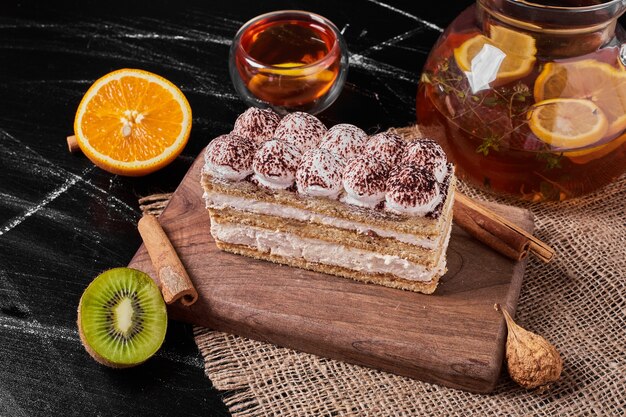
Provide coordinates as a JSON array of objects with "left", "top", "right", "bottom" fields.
[{"left": 201, "top": 108, "right": 455, "bottom": 294}]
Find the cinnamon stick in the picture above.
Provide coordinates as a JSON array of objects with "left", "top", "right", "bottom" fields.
[
  {"left": 67, "top": 135, "right": 80, "bottom": 153},
  {"left": 137, "top": 214, "right": 198, "bottom": 306},
  {"left": 453, "top": 193, "right": 554, "bottom": 263}
]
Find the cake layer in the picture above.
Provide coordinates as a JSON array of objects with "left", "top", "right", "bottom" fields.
[
  {"left": 205, "top": 191, "right": 452, "bottom": 250},
  {"left": 210, "top": 222, "right": 449, "bottom": 284},
  {"left": 209, "top": 207, "right": 452, "bottom": 266},
  {"left": 201, "top": 168, "right": 455, "bottom": 239},
  {"left": 213, "top": 237, "right": 444, "bottom": 294}
]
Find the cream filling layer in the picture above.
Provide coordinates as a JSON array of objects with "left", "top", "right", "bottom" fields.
[
  {"left": 211, "top": 222, "right": 449, "bottom": 282},
  {"left": 204, "top": 192, "right": 449, "bottom": 249}
]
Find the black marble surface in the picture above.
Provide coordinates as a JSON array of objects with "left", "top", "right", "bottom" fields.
[{"left": 1, "top": 1, "right": 491, "bottom": 415}]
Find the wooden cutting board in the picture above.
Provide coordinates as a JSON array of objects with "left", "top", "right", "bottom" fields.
[{"left": 129, "top": 152, "right": 534, "bottom": 393}]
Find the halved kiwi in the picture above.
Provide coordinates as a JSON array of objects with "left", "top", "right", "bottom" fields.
[{"left": 77, "top": 267, "right": 167, "bottom": 368}]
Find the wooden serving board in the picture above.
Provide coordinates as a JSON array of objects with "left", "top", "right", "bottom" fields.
[{"left": 129, "top": 152, "right": 534, "bottom": 393}]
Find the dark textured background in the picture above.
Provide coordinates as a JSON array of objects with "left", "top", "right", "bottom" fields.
[{"left": 0, "top": 0, "right": 521, "bottom": 415}]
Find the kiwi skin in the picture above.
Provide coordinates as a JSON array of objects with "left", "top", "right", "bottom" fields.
[{"left": 77, "top": 267, "right": 167, "bottom": 368}]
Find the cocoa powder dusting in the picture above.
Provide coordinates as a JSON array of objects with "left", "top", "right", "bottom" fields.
[
  {"left": 365, "top": 132, "right": 406, "bottom": 166},
  {"left": 402, "top": 139, "right": 447, "bottom": 176},
  {"left": 274, "top": 112, "right": 327, "bottom": 151},
  {"left": 296, "top": 149, "right": 342, "bottom": 192},
  {"left": 386, "top": 164, "right": 439, "bottom": 207},
  {"left": 253, "top": 140, "right": 301, "bottom": 177},
  {"left": 343, "top": 155, "right": 389, "bottom": 196},
  {"left": 232, "top": 108, "right": 281, "bottom": 143},
  {"left": 206, "top": 134, "right": 257, "bottom": 173}
]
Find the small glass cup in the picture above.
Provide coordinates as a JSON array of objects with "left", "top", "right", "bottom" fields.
[{"left": 229, "top": 10, "right": 349, "bottom": 115}]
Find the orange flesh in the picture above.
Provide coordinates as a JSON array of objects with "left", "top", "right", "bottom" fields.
[
  {"left": 535, "top": 60, "right": 626, "bottom": 136},
  {"left": 80, "top": 76, "right": 184, "bottom": 162}
]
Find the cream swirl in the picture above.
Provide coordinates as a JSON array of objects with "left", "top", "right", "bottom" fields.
[
  {"left": 252, "top": 139, "right": 302, "bottom": 190},
  {"left": 274, "top": 112, "right": 327, "bottom": 151},
  {"left": 341, "top": 155, "right": 390, "bottom": 208},
  {"left": 204, "top": 134, "right": 257, "bottom": 181},
  {"left": 319, "top": 124, "right": 367, "bottom": 163},
  {"left": 365, "top": 132, "right": 406, "bottom": 166},
  {"left": 385, "top": 164, "right": 441, "bottom": 216},
  {"left": 296, "top": 148, "right": 345, "bottom": 199},
  {"left": 232, "top": 107, "right": 281, "bottom": 144},
  {"left": 402, "top": 139, "right": 448, "bottom": 182}
]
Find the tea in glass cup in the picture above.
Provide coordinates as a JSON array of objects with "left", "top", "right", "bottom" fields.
[{"left": 230, "top": 10, "right": 349, "bottom": 115}]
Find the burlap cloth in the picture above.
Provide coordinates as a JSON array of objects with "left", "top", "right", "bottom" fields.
[{"left": 142, "top": 132, "right": 625, "bottom": 416}]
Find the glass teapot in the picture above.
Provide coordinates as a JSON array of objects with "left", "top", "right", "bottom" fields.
[{"left": 417, "top": 0, "right": 626, "bottom": 201}]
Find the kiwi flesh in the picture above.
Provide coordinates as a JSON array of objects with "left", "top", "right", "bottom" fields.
[{"left": 77, "top": 267, "right": 167, "bottom": 368}]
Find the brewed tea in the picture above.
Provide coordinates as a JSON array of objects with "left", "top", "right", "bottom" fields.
[
  {"left": 417, "top": 6, "right": 626, "bottom": 200},
  {"left": 236, "top": 17, "right": 340, "bottom": 107}
]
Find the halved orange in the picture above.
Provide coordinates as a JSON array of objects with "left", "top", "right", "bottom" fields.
[
  {"left": 534, "top": 59, "right": 626, "bottom": 137},
  {"left": 74, "top": 69, "right": 192, "bottom": 176},
  {"left": 489, "top": 25, "right": 537, "bottom": 57},
  {"left": 528, "top": 98, "right": 608, "bottom": 149},
  {"left": 264, "top": 62, "right": 333, "bottom": 78},
  {"left": 564, "top": 132, "right": 626, "bottom": 164},
  {"left": 454, "top": 25, "right": 536, "bottom": 86},
  {"left": 248, "top": 63, "right": 336, "bottom": 105}
]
